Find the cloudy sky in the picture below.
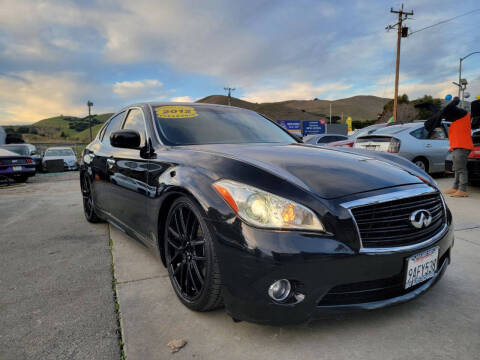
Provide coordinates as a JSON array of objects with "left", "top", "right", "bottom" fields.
[{"left": 1, "top": 0, "right": 479, "bottom": 124}]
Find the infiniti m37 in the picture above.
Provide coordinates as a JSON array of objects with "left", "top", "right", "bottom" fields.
[{"left": 80, "top": 103, "right": 453, "bottom": 325}]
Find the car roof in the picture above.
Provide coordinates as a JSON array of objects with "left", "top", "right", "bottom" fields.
[{"left": 2, "top": 143, "right": 29, "bottom": 147}]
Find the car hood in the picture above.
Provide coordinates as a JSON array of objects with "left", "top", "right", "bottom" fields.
[{"left": 188, "top": 143, "right": 424, "bottom": 199}]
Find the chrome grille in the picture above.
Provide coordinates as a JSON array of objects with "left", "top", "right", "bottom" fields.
[{"left": 350, "top": 193, "right": 445, "bottom": 248}]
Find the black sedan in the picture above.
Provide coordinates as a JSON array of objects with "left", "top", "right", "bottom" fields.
[{"left": 80, "top": 103, "right": 453, "bottom": 325}]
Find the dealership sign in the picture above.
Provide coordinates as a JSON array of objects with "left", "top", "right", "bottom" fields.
[
  {"left": 302, "top": 121, "right": 325, "bottom": 135},
  {"left": 277, "top": 120, "right": 301, "bottom": 130}
]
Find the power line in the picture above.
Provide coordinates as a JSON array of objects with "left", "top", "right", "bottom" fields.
[{"left": 408, "top": 8, "right": 480, "bottom": 36}]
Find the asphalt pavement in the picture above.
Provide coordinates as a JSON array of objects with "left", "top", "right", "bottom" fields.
[{"left": 0, "top": 173, "right": 120, "bottom": 360}]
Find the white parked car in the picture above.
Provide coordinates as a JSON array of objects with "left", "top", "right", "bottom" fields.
[{"left": 42, "top": 147, "right": 78, "bottom": 171}]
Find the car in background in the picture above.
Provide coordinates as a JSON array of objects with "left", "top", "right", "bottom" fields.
[
  {"left": 42, "top": 147, "right": 78, "bottom": 171},
  {"left": 0, "top": 143, "right": 42, "bottom": 170},
  {"left": 303, "top": 134, "right": 349, "bottom": 145},
  {"left": 354, "top": 122, "right": 449, "bottom": 173},
  {"left": 0, "top": 148, "right": 36, "bottom": 182},
  {"left": 327, "top": 123, "right": 388, "bottom": 148},
  {"left": 445, "top": 130, "right": 480, "bottom": 185}
]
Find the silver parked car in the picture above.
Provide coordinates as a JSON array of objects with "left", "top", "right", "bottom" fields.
[
  {"left": 354, "top": 122, "right": 449, "bottom": 173},
  {"left": 42, "top": 147, "right": 78, "bottom": 171}
]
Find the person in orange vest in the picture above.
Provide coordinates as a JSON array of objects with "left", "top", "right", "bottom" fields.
[{"left": 443, "top": 97, "right": 474, "bottom": 197}]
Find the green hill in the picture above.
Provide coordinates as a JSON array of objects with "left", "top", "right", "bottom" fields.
[{"left": 21, "top": 113, "right": 113, "bottom": 143}]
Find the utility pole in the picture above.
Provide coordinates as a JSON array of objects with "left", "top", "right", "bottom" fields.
[
  {"left": 224, "top": 87, "right": 235, "bottom": 106},
  {"left": 387, "top": 4, "right": 413, "bottom": 122},
  {"left": 87, "top": 101, "right": 93, "bottom": 142},
  {"left": 453, "top": 52, "right": 480, "bottom": 106},
  {"left": 329, "top": 103, "right": 332, "bottom": 124}
]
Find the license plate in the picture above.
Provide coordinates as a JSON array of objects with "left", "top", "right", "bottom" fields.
[
  {"left": 405, "top": 247, "right": 439, "bottom": 289},
  {"left": 365, "top": 145, "right": 378, "bottom": 150},
  {"left": 12, "top": 166, "right": 22, "bottom": 171}
]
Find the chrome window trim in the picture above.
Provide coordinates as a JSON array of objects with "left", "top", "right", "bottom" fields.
[
  {"left": 341, "top": 187, "right": 447, "bottom": 253},
  {"left": 148, "top": 105, "right": 165, "bottom": 146}
]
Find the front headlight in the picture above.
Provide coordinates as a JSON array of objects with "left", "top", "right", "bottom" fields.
[{"left": 213, "top": 179, "right": 325, "bottom": 232}]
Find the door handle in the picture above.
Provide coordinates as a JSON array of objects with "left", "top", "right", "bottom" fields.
[{"left": 425, "top": 144, "right": 432, "bottom": 148}]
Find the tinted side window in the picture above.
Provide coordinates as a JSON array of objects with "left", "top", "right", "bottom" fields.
[
  {"left": 122, "top": 109, "right": 146, "bottom": 146},
  {"left": 102, "top": 112, "right": 126, "bottom": 142},
  {"left": 410, "top": 128, "right": 428, "bottom": 139}
]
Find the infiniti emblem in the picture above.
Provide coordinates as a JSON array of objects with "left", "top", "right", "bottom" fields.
[{"left": 410, "top": 209, "right": 432, "bottom": 229}]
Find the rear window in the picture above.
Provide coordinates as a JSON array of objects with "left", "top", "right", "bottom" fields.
[
  {"left": 0, "top": 145, "right": 28, "bottom": 155},
  {"left": 372, "top": 126, "right": 411, "bottom": 135},
  {"left": 45, "top": 149, "right": 75, "bottom": 156}
]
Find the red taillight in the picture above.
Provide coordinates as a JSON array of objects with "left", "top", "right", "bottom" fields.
[
  {"left": 388, "top": 138, "right": 401, "bottom": 153},
  {"left": 346, "top": 143, "right": 354, "bottom": 147},
  {"left": 26, "top": 158, "right": 34, "bottom": 164}
]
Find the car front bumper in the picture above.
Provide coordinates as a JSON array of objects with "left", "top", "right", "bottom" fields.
[{"left": 209, "top": 220, "right": 454, "bottom": 325}]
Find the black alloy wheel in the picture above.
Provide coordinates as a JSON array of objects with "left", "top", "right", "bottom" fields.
[
  {"left": 81, "top": 174, "right": 102, "bottom": 223},
  {"left": 165, "top": 197, "right": 223, "bottom": 311}
]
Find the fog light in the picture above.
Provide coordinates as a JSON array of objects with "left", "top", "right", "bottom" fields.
[{"left": 268, "top": 279, "right": 291, "bottom": 302}]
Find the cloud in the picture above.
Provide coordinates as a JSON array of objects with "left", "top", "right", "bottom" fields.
[
  {"left": 242, "top": 82, "right": 353, "bottom": 103},
  {"left": 0, "top": 71, "right": 112, "bottom": 125},
  {"left": 170, "top": 96, "right": 194, "bottom": 102},
  {"left": 112, "top": 79, "right": 165, "bottom": 100}
]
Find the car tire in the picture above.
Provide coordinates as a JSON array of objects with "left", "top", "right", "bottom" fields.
[
  {"left": 164, "top": 196, "right": 223, "bottom": 312},
  {"left": 412, "top": 157, "right": 429, "bottom": 173},
  {"left": 14, "top": 175, "right": 28, "bottom": 183},
  {"left": 81, "top": 174, "right": 103, "bottom": 223}
]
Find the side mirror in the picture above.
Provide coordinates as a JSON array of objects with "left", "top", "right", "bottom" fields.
[{"left": 110, "top": 130, "right": 141, "bottom": 149}]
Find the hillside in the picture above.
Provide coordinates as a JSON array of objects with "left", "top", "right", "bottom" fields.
[
  {"left": 10, "top": 113, "right": 113, "bottom": 143},
  {"left": 196, "top": 95, "right": 390, "bottom": 121}
]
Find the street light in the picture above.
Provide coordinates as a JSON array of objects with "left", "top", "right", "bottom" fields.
[
  {"left": 87, "top": 101, "right": 93, "bottom": 142},
  {"left": 454, "top": 52, "right": 480, "bottom": 102}
]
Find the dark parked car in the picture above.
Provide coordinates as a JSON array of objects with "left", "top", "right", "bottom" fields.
[
  {"left": 1, "top": 143, "right": 41, "bottom": 170},
  {"left": 0, "top": 148, "right": 36, "bottom": 182},
  {"left": 80, "top": 103, "right": 453, "bottom": 325}
]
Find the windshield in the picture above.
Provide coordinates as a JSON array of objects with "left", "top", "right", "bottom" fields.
[
  {"left": 45, "top": 149, "right": 75, "bottom": 156},
  {"left": 0, "top": 145, "right": 29, "bottom": 155},
  {"left": 153, "top": 105, "right": 296, "bottom": 145}
]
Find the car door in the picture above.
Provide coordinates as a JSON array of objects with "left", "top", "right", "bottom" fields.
[
  {"left": 425, "top": 126, "right": 449, "bottom": 172},
  {"left": 91, "top": 111, "right": 126, "bottom": 210},
  {"left": 105, "top": 107, "right": 150, "bottom": 239}
]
